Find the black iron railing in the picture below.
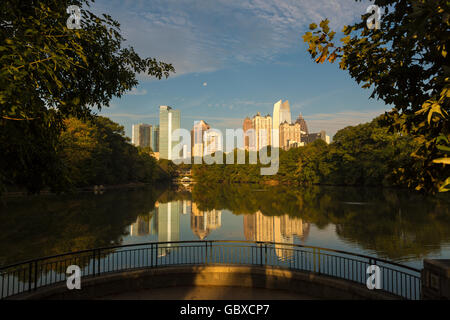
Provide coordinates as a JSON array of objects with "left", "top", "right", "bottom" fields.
[{"left": 0, "top": 240, "right": 422, "bottom": 300}]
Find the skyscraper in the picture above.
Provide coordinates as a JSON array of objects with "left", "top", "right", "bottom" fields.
[
  {"left": 273, "top": 100, "right": 292, "bottom": 131},
  {"left": 159, "top": 106, "right": 181, "bottom": 160},
  {"left": 191, "top": 120, "right": 210, "bottom": 158},
  {"left": 204, "top": 130, "right": 222, "bottom": 155},
  {"left": 152, "top": 125, "right": 160, "bottom": 152},
  {"left": 242, "top": 117, "right": 254, "bottom": 150},
  {"left": 252, "top": 112, "right": 272, "bottom": 150},
  {"left": 132, "top": 123, "right": 152, "bottom": 147},
  {"left": 280, "top": 121, "right": 303, "bottom": 150},
  {"left": 295, "top": 114, "right": 308, "bottom": 135}
]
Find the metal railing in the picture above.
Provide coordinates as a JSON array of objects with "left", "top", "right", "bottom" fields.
[{"left": 0, "top": 240, "right": 421, "bottom": 300}]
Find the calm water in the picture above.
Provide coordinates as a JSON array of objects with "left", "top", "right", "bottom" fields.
[{"left": 1, "top": 184, "right": 449, "bottom": 270}]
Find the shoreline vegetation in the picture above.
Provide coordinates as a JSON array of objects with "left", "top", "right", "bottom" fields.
[
  {"left": 1, "top": 116, "right": 176, "bottom": 197},
  {"left": 190, "top": 115, "right": 426, "bottom": 191}
]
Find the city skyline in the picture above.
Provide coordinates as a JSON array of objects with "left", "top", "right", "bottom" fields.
[
  {"left": 133, "top": 99, "right": 329, "bottom": 157},
  {"left": 94, "top": 0, "right": 390, "bottom": 140}
]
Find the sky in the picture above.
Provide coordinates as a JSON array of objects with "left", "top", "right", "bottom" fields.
[{"left": 91, "top": 0, "right": 390, "bottom": 139}]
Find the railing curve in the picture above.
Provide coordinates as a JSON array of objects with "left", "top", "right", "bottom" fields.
[{"left": 0, "top": 240, "right": 422, "bottom": 300}]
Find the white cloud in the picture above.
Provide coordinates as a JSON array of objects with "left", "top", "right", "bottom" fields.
[
  {"left": 93, "top": 0, "right": 371, "bottom": 77},
  {"left": 305, "top": 109, "right": 387, "bottom": 137},
  {"left": 126, "top": 87, "right": 148, "bottom": 96}
]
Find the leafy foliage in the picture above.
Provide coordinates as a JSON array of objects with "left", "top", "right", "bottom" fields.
[
  {"left": 59, "top": 116, "right": 163, "bottom": 188},
  {"left": 0, "top": 0, "right": 174, "bottom": 193},
  {"left": 302, "top": 0, "right": 449, "bottom": 193},
  {"left": 192, "top": 116, "right": 420, "bottom": 187}
]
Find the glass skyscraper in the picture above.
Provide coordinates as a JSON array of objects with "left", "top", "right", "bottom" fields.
[{"left": 159, "top": 106, "right": 180, "bottom": 160}]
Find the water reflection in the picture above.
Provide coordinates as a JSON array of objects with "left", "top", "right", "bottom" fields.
[{"left": 1, "top": 183, "right": 449, "bottom": 268}]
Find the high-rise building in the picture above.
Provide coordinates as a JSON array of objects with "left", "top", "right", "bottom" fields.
[
  {"left": 303, "top": 130, "right": 329, "bottom": 145},
  {"left": 242, "top": 117, "right": 254, "bottom": 150},
  {"left": 295, "top": 114, "right": 309, "bottom": 135},
  {"left": 204, "top": 130, "right": 222, "bottom": 155},
  {"left": 280, "top": 121, "right": 303, "bottom": 150},
  {"left": 132, "top": 123, "right": 152, "bottom": 147},
  {"left": 252, "top": 112, "right": 272, "bottom": 150},
  {"left": 273, "top": 100, "right": 292, "bottom": 131},
  {"left": 191, "top": 120, "right": 210, "bottom": 158},
  {"left": 159, "top": 106, "right": 181, "bottom": 160},
  {"left": 152, "top": 125, "right": 159, "bottom": 152}
]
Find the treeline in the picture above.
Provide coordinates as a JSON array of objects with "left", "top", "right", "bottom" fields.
[
  {"left": 192, "top": 116, "right": 424, "bottom": 189},
  {"left": 190, "top": 183, "right": 450, "bottom": 260},
  {"left": 2, "top": 116, "right": 173, "bottom": 193}
]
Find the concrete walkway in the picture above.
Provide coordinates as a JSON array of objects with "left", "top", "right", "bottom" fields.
[{"left": 100, "top": 286, "right": 315, "bottom": 300}]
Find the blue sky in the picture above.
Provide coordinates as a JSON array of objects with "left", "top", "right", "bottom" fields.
[{"left": 92, "top": 0, "right": 389, "bottom": 139}]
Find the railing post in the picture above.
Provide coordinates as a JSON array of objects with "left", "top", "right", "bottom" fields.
[
  {"left": 260, "top": 243, "right": 263, "bottom": 266},
  {"left": 92, "top": 250, "right": 96, "bottom": 276},
  {"left": 313, "top": 248, "right": 316, "bottom": 272},
  {"left": 205, "top": 241, "right": 208, "bottom": 265},
  {"left": 33, "top": 260, "right": 38, "bottom": 291},
  {"left": 264, "top": 244, "right": 268, "bottom": 266},
  {"left": 317, "top": 249, "right": 321, "bottom": 274},
  {"left": 155, "top": 243, "right": 158, "bottom": 267},
  {"left": 151, "top": 243, "right": 154, "bottom": 268},
  {"left": 28, "top": 262, "right": 32, "bottom": 292},
  {"left": 97, "top": 249, "right": 101, "bottom": 276}
]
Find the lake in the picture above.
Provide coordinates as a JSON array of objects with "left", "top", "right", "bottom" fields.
[{"left": 1, "top": 183, "right": 449, "bottom": 270}]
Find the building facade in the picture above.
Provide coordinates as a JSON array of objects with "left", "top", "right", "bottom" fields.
[
  {"left": 302, "top": 130, "right": 329, "bottom": 145},
  {"left": 273, "top": 100, "right": 292, "bottom": 131},
  {"left": 131, "top": 123, "right": 152, "bottom": 147},
  {"left": 159, "top": 106, "right": 181, "bottom": 160},
  {"left": 295, "top": 114, "right": 309, "bottom": 135},
  {"left": 242, "top": 117, "right": 254, "bottom": 150},
  {"left": 152, "top": 125, "right": 159, "bottom": 152},
  {"left": 191, "top": 120, "right": 210, "bottom": 158},
  {"left": 279, "top": 121, "right": 303, "bottom": 150},
  {"left": 252, "top": 112, "right": 272, "bottom": 151}
]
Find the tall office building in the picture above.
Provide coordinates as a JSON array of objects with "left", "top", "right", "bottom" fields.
[
  {"left": 132, "top": 123, "right": 152, "bottom": 147},
  {"left": 191, "top": 120, "right": 210, "bottom": 158},
  {"left": 280, "top": 121, "right": 303, "bottom": 150},
  {"left": 303, "top": 130, "right": 329, "bottom": 145},
  {"left": 273, "top": 100, "right": 292, "bottom": 131},
  {"left": 204, "top": 130, "right": 222, "bottom": 155},
  {"left": 159, "top": 106, "right": 181, "bottom": 160},
  {"left": 295, "top": 114, "right": 309, "bottom": 135},
  {"left": 242, "top": 117, "right": 254, "bottom": 150},
  {"left": 252, "top": 112, "right": 272, "bottom": 150},
  {"left": 152, "top": 125, "right": 159, "bottom": 152}
]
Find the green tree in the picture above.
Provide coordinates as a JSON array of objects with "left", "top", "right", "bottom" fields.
[
  {"left": 0, "top": 0, "right": 174, "bottom": 193},
  {"left": 302, "top": 0, "right": 449, "bottom": 193}
]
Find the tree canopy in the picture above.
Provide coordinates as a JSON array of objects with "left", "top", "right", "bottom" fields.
[
  {"left": 0, "top": 0, "right": 174, "bottom": 193},
  {"left": 302, "top": 0, "right": 449, "bottom": 193}
]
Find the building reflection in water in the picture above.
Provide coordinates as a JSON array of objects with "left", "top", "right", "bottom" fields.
[
  {"left": 243, "top": 211, "right": 310, "bottom": 261},
  {"left": 128, "top": 200, "right": 192, "bottom": 257},
  {"left": 128, "top": 200, "right": 308, "bottom": 261},
  {"left": 190, "top": 203, "right": 222, "bottom": 240}
]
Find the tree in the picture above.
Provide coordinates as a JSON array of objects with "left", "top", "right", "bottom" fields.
[
  {"left": 0, "top": 0, "right": 174, "bottom": 193},
  {"left": 302, "top": 0, "right": 449, "bottom": 193}
]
